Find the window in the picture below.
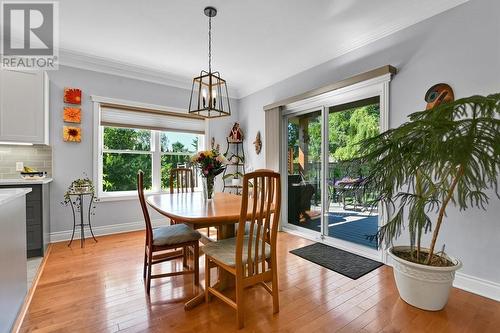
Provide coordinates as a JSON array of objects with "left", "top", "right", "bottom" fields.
[
  {"left": 103, "top": 127, "right": 153, "bottom": 192},
  {"left": 93, "top": 98, "right": 206, "bottom": 198},
  {"left": 160, "top": 131, "right": 201, "bottom": 191}
]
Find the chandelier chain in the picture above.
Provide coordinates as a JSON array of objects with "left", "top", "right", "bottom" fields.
[{"left": 208, "top": 15, "right": 212, "bottom": 73}]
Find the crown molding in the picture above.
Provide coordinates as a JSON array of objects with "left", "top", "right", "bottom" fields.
[{"left": 58, "top": 49, "right": 242, "bottom": 98}]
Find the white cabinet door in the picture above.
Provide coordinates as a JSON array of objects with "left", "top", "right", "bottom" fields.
[{"left": 0, "top": 70, "right": 49, "bottom": 144}]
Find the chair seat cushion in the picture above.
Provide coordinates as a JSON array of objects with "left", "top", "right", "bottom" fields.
[
  {"left": 203, "top": 236, "right": 271, "bottom": 267},
  {"left": 153, "top": 224, "right": 201, "bottom": 247}
]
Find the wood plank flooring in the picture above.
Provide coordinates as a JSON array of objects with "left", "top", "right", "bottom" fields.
[{"left": 20, "top": 231, "right": 500, "bottom": 332}]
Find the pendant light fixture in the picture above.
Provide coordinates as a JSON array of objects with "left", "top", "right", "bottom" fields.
[{"left": 188, "top": 6, "right": 231, "bottom": 118}]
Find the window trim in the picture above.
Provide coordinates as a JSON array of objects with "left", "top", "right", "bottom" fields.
[{"left": 92, "top": 96, "right": 206, "bottom": 200}]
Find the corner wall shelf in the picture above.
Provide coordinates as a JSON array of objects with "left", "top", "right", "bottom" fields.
[{"left": 222, "top": 138, "right": 245, "bottom": 195}]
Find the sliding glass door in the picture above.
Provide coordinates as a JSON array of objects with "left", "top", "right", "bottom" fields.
[
  {"left": 285, "top": 109, "right": 323, "bottom": 235},
  {"left": 326, "top": 97, "right": 380, "bottom": 250},
  {"left": 282, "top": 83, "right": 388, "bottom": 259}
]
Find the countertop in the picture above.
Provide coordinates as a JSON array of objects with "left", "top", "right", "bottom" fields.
[
  {"left": 0, "top": 188, "right": 32, "bottom": 206},
  {"left": 0, "top": 178, "right": 53, "bottom": 185}
]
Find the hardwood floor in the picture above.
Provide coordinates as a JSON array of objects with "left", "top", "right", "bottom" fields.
[{"left": 20, "top": 231, "right": 500, "bottom": 332}]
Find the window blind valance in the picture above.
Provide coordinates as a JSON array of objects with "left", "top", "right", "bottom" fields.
[{"left": 100, "top": 104, "right": 205, "bottom": 134}]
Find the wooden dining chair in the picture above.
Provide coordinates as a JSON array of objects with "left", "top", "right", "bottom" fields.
[
  {"left": 137, "top": 170, "right": 201, "bottom": 294},
  {"left": 203, "top": 170, "right": 281, "bottom": 329},
  {"left": 170, "top": 167, "right": 216, "bottom": 239},
  {"left": 169, "top": 167, "right": 194, "bottom": 193}
]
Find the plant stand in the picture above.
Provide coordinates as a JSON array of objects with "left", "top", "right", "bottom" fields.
[
  {"left": 67, "top": 192, "right": 98, "bottom": 248},
  {"left": 222, "top": 138, "right": 245, "bottom": 195}
]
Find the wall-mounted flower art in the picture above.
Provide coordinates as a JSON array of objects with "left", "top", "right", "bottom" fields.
[
  {"left": 63, "top": 107, "right": 81, "bottom": 123},
  {"left": 63, "top": 126, "right": 81, "bottom": 142},
  {"left": 64, "top": 88, "right": 82, "bottom": 104}
]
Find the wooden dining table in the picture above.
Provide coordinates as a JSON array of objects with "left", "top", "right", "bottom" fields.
[{"left": 146, "top": 191, "right": 243, "bottom": 310}]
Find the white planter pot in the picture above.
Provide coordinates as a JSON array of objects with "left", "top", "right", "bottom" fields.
[
  {"left": 388, "top": 246, "right": 462, "bottom": 311},
  {"left": 232, "top": 178, "right": 241, "bottom": 186}
]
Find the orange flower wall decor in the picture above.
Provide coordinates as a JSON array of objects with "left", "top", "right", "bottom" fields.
[
  {"left": 63, "top": 107, "right": 81, "bottom": 123},
  {"left": 63, "top": 126, "right": 81, "bottom": 142},
  {"left": 64, "top": 88, "right": 82, "bottom": 104}
]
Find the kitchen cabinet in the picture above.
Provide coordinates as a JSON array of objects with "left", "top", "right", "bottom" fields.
[
  {"left": 0, "top": 182, "right": 51, "bottom": 257},
  {"left": 0, "top": 69, "right": 49, "bottom": 145},
  {"left": 0, "top": 188, "right": 29, "bottom": 332}
]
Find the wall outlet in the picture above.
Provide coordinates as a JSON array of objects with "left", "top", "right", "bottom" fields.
[{"left": 16, "top": 162, "right": 24, "bottom": 172}]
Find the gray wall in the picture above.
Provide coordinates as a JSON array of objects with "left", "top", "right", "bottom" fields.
[
  {"left": 238, "top": 0, "right": 500, "bottom": 284},
  {"left": 48, "top": 66, "right": 238, "bottom": 234}
]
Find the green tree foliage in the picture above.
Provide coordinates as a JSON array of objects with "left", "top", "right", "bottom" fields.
[
  {"left": 171, "top": 141, "right": 187, "bottom": 152},
  {"left": 103, "top": 127, "right": 152, "bottom": 191},
  {"left": 287, "top": 104, "right": 380, "bottom": 180},
  {"left": 330, "top": 104, "right": 379, "bottom": 161}
]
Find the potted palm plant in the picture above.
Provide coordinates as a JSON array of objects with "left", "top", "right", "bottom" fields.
[{"left": 350, "top": 93, "right": 500, "bottom": 310}]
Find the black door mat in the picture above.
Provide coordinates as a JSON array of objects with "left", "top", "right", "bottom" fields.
[{"left": 290, "top": 242, "right": 383, "bottom": 279}]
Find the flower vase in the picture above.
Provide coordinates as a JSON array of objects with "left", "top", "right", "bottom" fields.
[{"left": 202, "top": 176, "right": 215, "bottom": 200}]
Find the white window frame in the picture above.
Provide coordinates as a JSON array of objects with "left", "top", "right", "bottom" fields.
[{"left": 92, "top": 96, "right": 206, "bottom": 201}]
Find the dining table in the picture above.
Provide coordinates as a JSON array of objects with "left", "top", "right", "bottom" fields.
[{"left": 146, "top": 191, "right": 244, "bottom": 310}]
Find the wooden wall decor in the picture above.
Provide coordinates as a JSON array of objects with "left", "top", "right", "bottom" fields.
[
  {"left": 253, "top": 131, "right": 262, "bottom": 155},
  {"left": 425, "top": 83, "right": 454, "bottom": 110}
]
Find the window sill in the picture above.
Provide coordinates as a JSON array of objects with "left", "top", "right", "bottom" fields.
[{"left": 97, "top": 189, "right": 202, "bottom": 202}]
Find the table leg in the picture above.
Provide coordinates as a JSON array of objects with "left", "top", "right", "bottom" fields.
[
  {"left": 184, "top": 283, "right": 206, "bottom": 310},
  {"left": 184, "top": 223, "right": 236, "bottom": 310}
]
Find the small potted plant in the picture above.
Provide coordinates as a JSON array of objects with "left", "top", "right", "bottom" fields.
[
  {"left": 61, "top": 174, "right": 97, "bottom": 212},
  {"left": 348, "top": 93, "right": 499, "bottom": 310},
  {"left": 231, "top": 172, "right": 242, "bottom": 186}
]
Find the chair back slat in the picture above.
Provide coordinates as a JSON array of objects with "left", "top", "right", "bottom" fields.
[
  {"left": 137, "top": 171, "right": 153, "bottom": 244},
  {"left": 170, "top": 168, "right": 194, "bottom": 194},
  {"left": 236, "top": 169, "right": 281, "bottom": 279}
]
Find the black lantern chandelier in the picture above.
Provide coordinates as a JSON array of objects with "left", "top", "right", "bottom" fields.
[{"left": 188, "top": 7, "right": 231, "bottom": 118}]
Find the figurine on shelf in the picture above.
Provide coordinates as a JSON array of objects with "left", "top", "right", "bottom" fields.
[{"left": 228, "top": 122, "right": 243, "bottom": 142}]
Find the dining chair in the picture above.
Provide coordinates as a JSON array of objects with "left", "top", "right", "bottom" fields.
[
  {"left": 203, "top": 169, "right": 281, "bottom": 329},
  {"left": 137, "top": 170, "right": 201, "bottom": 294},
  {"left": 169, "top": 167, "right": 194, "bottom": 194},
  {"left": 170, "top": 167, "right": 216, "bottom": 239}
]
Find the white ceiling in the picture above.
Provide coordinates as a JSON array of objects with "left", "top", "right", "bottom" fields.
[{"left": 58, "top": 0, "right": 468, "bottom": 98}]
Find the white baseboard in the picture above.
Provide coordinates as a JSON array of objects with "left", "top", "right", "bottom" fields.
[
  {"left": 49, "top": 219, "right": 165, "bottom": 243},
  {"left": 454, "top": 272, "right": 500, "bottom": 301}
]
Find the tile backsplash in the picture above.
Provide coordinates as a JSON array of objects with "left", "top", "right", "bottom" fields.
[{"left": 0, "top": 145, "right": 52, "bottom": 179}]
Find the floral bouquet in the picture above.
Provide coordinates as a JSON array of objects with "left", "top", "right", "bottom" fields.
[{"left": 191, "top": 148, "right": 227, "bottom": 199}]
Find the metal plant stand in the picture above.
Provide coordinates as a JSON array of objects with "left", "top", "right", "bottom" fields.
[{"left": 67, "top": 192, "right": 97, "bottom": 248}]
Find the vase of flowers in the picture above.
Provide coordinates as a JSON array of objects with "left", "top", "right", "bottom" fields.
[{"left": 191, "top": 148, "right": 227, "bottom": 200}]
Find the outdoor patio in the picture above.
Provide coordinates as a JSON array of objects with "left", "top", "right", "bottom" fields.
[{"left": 289, "top": 203, "right": 379, "bottom": 250}]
